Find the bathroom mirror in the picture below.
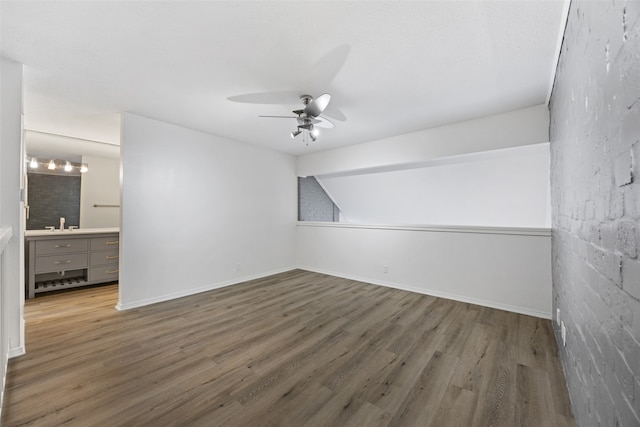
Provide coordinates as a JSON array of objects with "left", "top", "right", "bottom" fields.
[{"left": 24, "top": 131, "right": 121, "bottom": 230}]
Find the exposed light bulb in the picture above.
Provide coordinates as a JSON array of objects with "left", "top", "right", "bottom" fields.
[
  {"left": 80, "top": 163, "right": 88, "bottom": 173},
  {"left": 64, "top": 161, "right": 73, "bottom": 172},
  {"left": 310, "top": 128, "right": 319, "bottom": 138},
  {"left": 29, "top": 158, "right": 38, "bottom": 169},
  {"left": 47, "top": 160, "right": 56, "bottom": 170}
]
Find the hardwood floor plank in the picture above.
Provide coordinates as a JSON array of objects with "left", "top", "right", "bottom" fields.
[
  {"left": 299, "top": 343, "right": 398, "bottom": 427},
  {"left": 515, "top": 364, "right": 556, "bottom": 427},
  {"left": 387, "top": 350, "right": 459, "bottom": 426},
  {"left": 469, "top": 340, "right": 518, "bottom": 426},
  {"left": 251, "top": 381, "right": 334, "bottom": 427},
  {"left": 430, "top": 384, "right": 478, "bottom": 427},
  {"left": 363, "top": 312, "right": 449, "bottom": 413},
  {"left": 343, "top": 401, "right": 392, "bottom": 427},
  {"left": 448, "top": 321, "right": 493, "bottom": 392},
  {"left": 1, "top": 270, "right": 575, "bottom": 427},
  {"left": 517, "top": 315, "right": 556, "bottom": 370}
]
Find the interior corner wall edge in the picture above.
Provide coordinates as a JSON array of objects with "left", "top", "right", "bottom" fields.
[
  {"left": 0, "top": 56, "right": 26, "bottom": 417},
  {"left": 119, "top": 112, "right": 297, "bottom": 308},
  {"left": 296, "top": 104, "right": 549, "bottom": 177},
  {"left": 296, "top": 224, "right": 552, "bottom": 318}
]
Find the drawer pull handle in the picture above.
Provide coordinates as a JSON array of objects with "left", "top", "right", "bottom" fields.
[
  {"left": 105, "top": 269, "right": 119, "bottom": 274},
  {"left": 55, "top": 244, "right": 72, "bottom": 248},
  {"left": 54, "top": 260, "right": 72, "bottom": 265},
  {"left": 105, "top": 241, "right": 119, "bottom": 245},
  {"left": 105, "top": 255, "right": 119, "bottom": 259}
]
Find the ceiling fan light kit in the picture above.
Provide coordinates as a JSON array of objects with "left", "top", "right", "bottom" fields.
[{"left": 258, "top": 93, "right": 335, "bottom": 145}]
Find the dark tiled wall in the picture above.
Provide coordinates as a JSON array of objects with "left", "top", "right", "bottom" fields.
[
  {"left": 550, "top": 1, "right": 640, "bottom": 426},
  {"left": 298, "top": 177, "right": 339, "bottom": 222},
  {"left": 27, "top": 173, "right": 81, "bottom": 230}
]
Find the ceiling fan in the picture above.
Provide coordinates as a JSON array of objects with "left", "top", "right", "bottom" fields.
[{"left": 259, "top": 93, "right": 334, "bottom": 143}]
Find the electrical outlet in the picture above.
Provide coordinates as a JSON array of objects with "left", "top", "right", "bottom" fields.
[
  {"left": 561, "top": 321, "right": 567, "bottom": 347},
  {"left": 383, "top": 265, "right": 389, "bottom": 274},
  {"left": 236, "top": 263, "right": 241, "bottom": 272}
]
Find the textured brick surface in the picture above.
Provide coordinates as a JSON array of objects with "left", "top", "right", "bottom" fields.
[
  {"left": 550, "top": 1, "right": 640, "bottom": 426},
  {"left": 26, "top": 172, "right": 81, "bottom": 230},
  {"left": 298, "top": 177, "right": 338, "bottom": 222}
]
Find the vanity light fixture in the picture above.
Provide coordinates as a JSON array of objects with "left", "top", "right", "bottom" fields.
[{"left": 26, "top": 157, "right": 89, "bottom": 174}]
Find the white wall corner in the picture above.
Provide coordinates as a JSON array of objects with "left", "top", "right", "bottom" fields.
[{"left": 119, "top": 113, "right": 297, "bottom": 309}]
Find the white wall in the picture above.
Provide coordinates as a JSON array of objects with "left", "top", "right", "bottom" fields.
[
  {"left": 296, "top": 105, "right": 552, "bottom": 318},
  {"left": 297, "top": 104, "right": 549, "bottom": 177},
  {"left": 319, "top": 143, "right": 551, "bottom": 227},
  {"left": 118, "top": 113, "right": 297, "bottom": 309},
  {"left": 80, "top": 154, "right": 120, "bottom": 228},
  {"left": 0, "top": 57, "right": 26, "bottom": 377},
  {"left": 297, "top": 223, "right": 552, "bottom": 318}
]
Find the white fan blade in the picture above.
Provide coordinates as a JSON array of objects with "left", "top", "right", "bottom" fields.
[
  {"left": 304, "top": 93, "right": 331, "bottom": 117},
  {"left": 315, "top": 116, "right": 334, "bottom": 129},
  {"left": 322, "top": 103, "right": 347, "bottom": 121}
]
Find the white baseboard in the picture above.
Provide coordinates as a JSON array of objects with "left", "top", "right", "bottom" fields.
[
  {"left": 8, "top": 346, "right": 25, "bottom": 358},
  {"left": 297, "top": 265, "right": 552, "bottom": 319},
  {"left": 1, "top": 346, "right": 7, "bottom": 421},
  {"left": 115, "top": 266, "right": 297, "bottom": 311},
  {"left": 116, "top": 265, "right": 550, "bottom": 319},
  {"left": 2, "top": 344, "right": 26, "bottom": 421}
]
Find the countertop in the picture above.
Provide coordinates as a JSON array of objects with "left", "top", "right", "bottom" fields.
[{"left": 25, "top": 227, "right": 120, "bottom": 238}]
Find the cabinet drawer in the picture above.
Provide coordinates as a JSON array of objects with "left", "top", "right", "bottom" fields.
[
  {"left": 89, "top": 265, "right": 119, "bottom": 282},
  {"left": 35, "top": 253, "right": 88, "bottom": 273},
  {"left": 90, "top": 250, "right": 119, "bottom": 266},
  {"left": 91, "top": 236, "right": 119, "bottom": 250},
  {"left": 36, "top": 239, "right": 88, "bottom": 255}
]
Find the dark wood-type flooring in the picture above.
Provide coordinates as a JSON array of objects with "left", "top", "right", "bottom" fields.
[{"left": 2, "top": 269, "right": 575, "bottom": 426}]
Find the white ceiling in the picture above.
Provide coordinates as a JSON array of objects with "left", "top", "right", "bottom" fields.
[{"left": 1, "top": 1, "right": 567, "bottom": 156}]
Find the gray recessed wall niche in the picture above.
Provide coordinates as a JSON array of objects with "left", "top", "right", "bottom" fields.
[
  {"left": 550, "top": 1, "right": 640, "bottom": 426},
  {"left": 298, "top": 177, "right": 339, "bottom": 222}
]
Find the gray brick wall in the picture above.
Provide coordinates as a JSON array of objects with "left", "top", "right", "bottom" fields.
[
  {"left": 550, "top": 1, "right": 640, "bottom": 426},
  {"left": 27, "top": 173, "right": 81, "bottom": 230},
  {"left": 298, "top": 177, "right": 339, "bottom": 222}
]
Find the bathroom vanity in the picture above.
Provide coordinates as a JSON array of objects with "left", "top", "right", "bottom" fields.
[{"left": 25, "top": 228, "right": 119, "bottom": 299}]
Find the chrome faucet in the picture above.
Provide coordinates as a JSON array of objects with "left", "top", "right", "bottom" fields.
[{"left": 59, "top": 217, "right": 65, "bottom": 231}]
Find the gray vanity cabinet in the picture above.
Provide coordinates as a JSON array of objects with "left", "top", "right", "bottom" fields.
[{"left": 26, "top": 231, "right": 119, "bottom": 298}]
